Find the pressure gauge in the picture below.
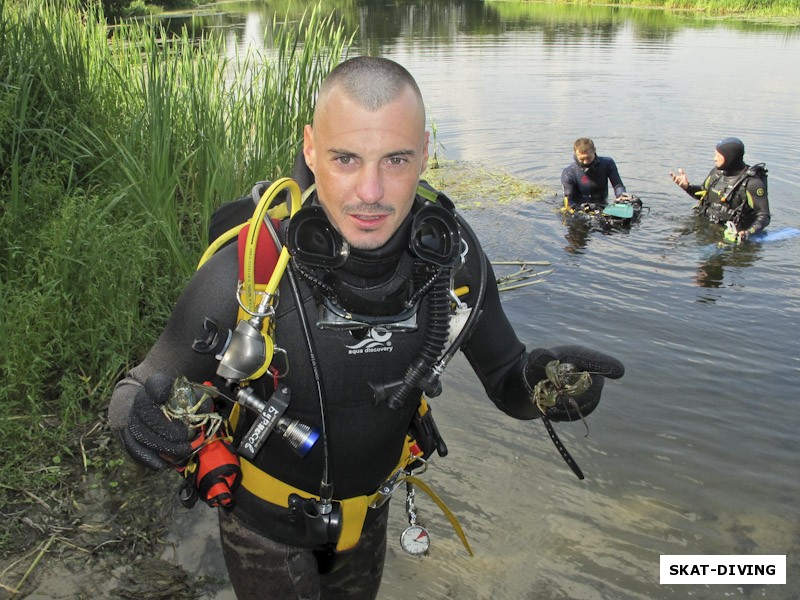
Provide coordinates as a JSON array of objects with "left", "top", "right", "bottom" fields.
[{"left": 400, "top": 524, "right": 430, "bottom": 556}]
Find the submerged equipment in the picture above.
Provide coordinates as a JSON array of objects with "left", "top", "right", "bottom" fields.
[{"left": 562, "top": 194, "right": 645, "bottom": 229}]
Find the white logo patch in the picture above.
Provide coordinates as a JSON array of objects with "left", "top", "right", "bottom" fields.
[{"left": 346, "top": 329, "right": 394, "bottom": 355}]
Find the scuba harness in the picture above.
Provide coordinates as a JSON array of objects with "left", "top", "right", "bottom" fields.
[
  {"left": 695, "top": 163, "right": 768, "bottom": 228},
  {"left": 184, "top": 177, "right": 483, "bottom": 558}
]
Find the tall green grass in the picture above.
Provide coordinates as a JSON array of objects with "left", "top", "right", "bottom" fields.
[{"left": 0, "top": 0, "right": 350, "bottom": 503}]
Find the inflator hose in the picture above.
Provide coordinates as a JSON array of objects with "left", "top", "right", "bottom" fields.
[
  {"left": 434, "top": 213, "right": 488, "bottom": 370},
  {"left": 386, "top": 268, "right": 451, "bottom": 410}
]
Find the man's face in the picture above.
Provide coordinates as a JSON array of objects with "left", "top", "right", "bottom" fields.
[
  {"left": 575, "top": 149, "right": 596, "bottom": 167},
  {"left": 303, "top": 86, "right": 429, "bottom": 250},
  {"left": 714, "top": 149, "right": 725, "bottom": 169}
]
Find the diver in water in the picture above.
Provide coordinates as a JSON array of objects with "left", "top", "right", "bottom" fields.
[
  {"left": 108, "top": 56, "right": 624, "bottom": 600},
  {"left": 561, "top": 137, "right": 628, "bottom": 209},
  {"left": 670, "top": 136, "right": 770, "bottom": 242}
]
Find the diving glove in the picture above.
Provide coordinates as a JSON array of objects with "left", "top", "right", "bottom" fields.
[
  {"left": 524, "top": 345, "right": 625, "bottom": 421},
  {"left": 122, "top": 373, "right": 208, "bottom": 471}
]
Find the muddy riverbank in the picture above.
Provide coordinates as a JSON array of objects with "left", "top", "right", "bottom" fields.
[{"left": 0, "top": 417, "right": 226, "bottom": 599}]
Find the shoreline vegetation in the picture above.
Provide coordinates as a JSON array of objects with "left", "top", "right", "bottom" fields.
[
  {"left": 1, "top": 0, "right": 350, "bottom": 594},
  {"left": 512, "top": 0, "right": 800, "bottom": 19},
  {"left": 0, "top": 0, "right": 797, "bottom": 595},
  {"left": 110, "top": 0, "right": 800, "bottom": 21}
]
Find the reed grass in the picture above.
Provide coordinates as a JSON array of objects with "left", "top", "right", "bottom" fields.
[{"left": 0, "top": 0, "right": 349, "bottom": 502}]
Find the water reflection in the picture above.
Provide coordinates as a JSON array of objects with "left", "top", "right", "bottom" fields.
[
  {"left": 157, "top": 0, "right": 800, "bottom": 54},
  {"left": 562, "top": 215, "right": 593, "bottom": 255},
  {"left": 670, "top": 216, "right": 765, "bottom": 294},
  {"left": 560, "top": 210, "right": 643, "bottom": 255},
  {"left": 694, "top": 240, "right": 762, "bottom": 291}
]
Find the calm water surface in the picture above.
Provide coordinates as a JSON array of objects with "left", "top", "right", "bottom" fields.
[{"left": 162, "top": 2, "right": 800, "bottom": 599}]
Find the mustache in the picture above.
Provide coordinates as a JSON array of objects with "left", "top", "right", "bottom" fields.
[{"left": 342, "top": 203, "right": 395, "bottom": 216}]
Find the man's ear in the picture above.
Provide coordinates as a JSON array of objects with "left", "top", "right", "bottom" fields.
[{"left": 303, "top": 124, "right": 315, "bottom": 174}]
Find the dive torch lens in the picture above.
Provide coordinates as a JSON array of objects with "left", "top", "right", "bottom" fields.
[{"left": 278, "top": 418, "right": 320, "bottom": 458}]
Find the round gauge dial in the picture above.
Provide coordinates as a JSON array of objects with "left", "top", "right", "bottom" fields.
[{"left": 400, "top": 524, "right": 430, "bottom": 556}]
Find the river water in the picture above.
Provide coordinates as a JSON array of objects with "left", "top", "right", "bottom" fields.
[{"left": 158, "top": 2, "right": 800, "bottom": 599}]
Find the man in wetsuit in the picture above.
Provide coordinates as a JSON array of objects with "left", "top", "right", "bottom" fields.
[
  {"left": 561, "top": 137, "right": 627, "bottom": 209},
  {"left": 670, "top": 136, "right": 770, "bottom": 242},
  {"left": 108, "top": 57, "right": 624, "bottom": 600}
]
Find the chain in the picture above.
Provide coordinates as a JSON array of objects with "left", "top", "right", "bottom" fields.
[{"left": 405, "top": 481, "right": 418, "bottom": 526}]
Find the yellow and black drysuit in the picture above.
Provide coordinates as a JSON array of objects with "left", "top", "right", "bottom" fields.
[
  {"left": 108, "top": 175, "right": 623, "bottom": 599},
  {"left": 683, "top": 138, "right": 770, "bottom": 236}
]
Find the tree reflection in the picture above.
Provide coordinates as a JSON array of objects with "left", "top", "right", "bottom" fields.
[{"left": 145, "top": 0, "right": 799, "bottom": 57}]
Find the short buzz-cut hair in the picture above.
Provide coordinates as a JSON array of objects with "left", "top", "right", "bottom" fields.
[
  {"left": 573, "top": 138, "right": 596, "bottom": 153},
  {"left": 315, "top": 56, "right": 425, "bottom": 119}
]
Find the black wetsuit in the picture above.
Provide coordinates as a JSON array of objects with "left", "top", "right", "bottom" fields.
[
  {"left": 108, "top": 183, "right": 539, "bottom": 599},
  {"left": 685, "top": 164, "right": 770, "bottom": 234},
  {"left": 561, "top": 156, "right": 626, "bottom": 208}
]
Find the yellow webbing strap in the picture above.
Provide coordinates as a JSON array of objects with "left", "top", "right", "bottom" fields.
[
  {"left": 238, "top": 437, "right": 413, "bottom": 552},
  {"left": 239, "top": 459, "right": 374, "bottom": 551},
  {"left": 405, "top": 475, "right": 473, "bottom": 556},
  {"left": 238, "top": 440, "right": 472, "bottom": 555}
]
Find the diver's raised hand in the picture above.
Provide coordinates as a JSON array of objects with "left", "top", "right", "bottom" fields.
[
  {"left": 669, "top": 168, "right": 690, "bottom": 189},
  {"left": 524, "top": 345, "right": 624, "bottom": 422}
]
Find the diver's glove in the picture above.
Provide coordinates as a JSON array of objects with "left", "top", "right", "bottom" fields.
[
  {"left": 121, "top": 373, "right": 203, "bottom": 471},
  {"left": 524, "top": 345, "right": 625, "bottom": 421}
]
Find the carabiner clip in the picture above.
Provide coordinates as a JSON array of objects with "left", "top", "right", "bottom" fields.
[{"left": 370, "top": 469, "right": 406, "bottom": 509}]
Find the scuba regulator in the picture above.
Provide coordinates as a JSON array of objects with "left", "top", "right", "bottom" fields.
[
  {"left": 187, "top": 179, "right": 324, "bottom": 514},
  {"left": 193, "top": 178, "right": 321, "bottom": 461}
]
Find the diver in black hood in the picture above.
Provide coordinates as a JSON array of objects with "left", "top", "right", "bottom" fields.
[{"left": 670, "top": 136, "right": 770, "bottom": 241}]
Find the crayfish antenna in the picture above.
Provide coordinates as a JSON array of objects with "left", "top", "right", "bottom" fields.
[{"left": 567, "top": 398, "right": 589, "bottom": 437}]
